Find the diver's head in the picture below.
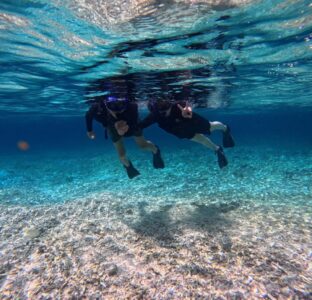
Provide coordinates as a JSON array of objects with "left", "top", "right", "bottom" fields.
[{"left": 105, "top": 96, "right": 129, "bottom": 113}]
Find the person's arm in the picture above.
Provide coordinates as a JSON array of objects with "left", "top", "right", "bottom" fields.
[
  {"left": 85, "top": 109, "right": 94, "bottom": 132},
  {"left": 85, "top": 106, "right": 96, "bottom": 139},
  {"left": 138, "top": 112, "right": 157, "bottom": 129}
]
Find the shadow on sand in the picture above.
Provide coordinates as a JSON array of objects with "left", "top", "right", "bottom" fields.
[{"left": 119, "top": 200, "right": 241, "bottom": 249}]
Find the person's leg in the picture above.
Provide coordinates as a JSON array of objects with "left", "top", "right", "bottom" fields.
[
  {"left": 126, "top": 127, "right": 156, "bottom": 153},
  {"left": 191, "top": 133, "right": 219, "bottom": 151},
  {"left": 133, "top": 136, "right": 157, "bottom": 154},
  {"left": 113, "top": 138, "right": 140, "bottom": 178},
  {"left": 210, "top": 121, "right": 235, "bottom": 148},
  {"left": 210, "top": 121, "right": 227, "bottom": 132},
  {"left": 191, "top": 133, "right": 228, "bottom": 168},
  {"left": 134, "top": 135, "right": 165, "bottom": 169},
  {"left": 113, "top": 138, "right": 130, "bottom": 167}
]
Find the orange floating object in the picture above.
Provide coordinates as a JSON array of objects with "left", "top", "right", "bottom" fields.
[{"left": 17, "top": 140, "right": 30, "bottom": 151}]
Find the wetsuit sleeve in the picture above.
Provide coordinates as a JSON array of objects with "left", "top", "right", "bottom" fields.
[
  {"left": 138, "top": 113, "right": 157, "bottom": 129},
  {"left": 85, "top": 106, "right": 96, "bottom": 132}
]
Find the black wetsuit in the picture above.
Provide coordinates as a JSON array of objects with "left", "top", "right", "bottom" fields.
[
  {"left": 139, "top": 101, "right": 211, "bottom": 139},
  {"left": 85, "top": 102, "right": 108, "bottom": 133},
  {"left": 106, "top": 102, "right": 142, "bottom": 143}
]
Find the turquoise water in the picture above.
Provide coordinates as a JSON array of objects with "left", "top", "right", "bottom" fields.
[{"left": 0, "top": 0, "right": 312, "bottom": 299}]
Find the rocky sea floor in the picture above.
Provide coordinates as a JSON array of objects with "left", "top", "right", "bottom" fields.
[{"left": 0, "top": 145, "right": 311, "bottom": 299}]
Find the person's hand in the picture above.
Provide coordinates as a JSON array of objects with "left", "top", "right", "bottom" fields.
[
  {"left": 177, "top": 102, "right": 192, "bottom": 119},
  {"left": 115, "top": 120, "right": 129, "bottom": 136},
  {"left": 87, "top": 131, "right": 96, "bottom": 139}
]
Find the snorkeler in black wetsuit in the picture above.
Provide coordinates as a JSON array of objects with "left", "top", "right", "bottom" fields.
[
  {"left": 106, "top": 96, "right": 164, "bottom": 178},
  {"left": 139, "top": 99, "right": 235, "bottom": 169},
  {"left": 85, "top": 93, "right": 164, "bottom": 179}
]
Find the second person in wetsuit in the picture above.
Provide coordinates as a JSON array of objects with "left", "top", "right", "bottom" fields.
[{"left": 139, "top": 99, "right": 235, "bottom": 169}]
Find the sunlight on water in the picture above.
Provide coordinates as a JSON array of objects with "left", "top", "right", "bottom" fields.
[{"left": 0, "top": 0, "right": 311, "bottom": 115}]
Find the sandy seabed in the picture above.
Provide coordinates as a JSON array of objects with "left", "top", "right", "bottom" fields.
[{"left": 0, "top": 192, "right": 311, "bottom": 299}]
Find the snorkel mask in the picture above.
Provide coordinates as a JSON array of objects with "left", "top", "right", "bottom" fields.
[{"left": 105, "top": 96, "right": 129, "bottom": 112}]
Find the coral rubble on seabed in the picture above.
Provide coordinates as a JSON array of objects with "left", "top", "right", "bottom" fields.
[{"left": 0, "top": 193, "right": 311, "bottom": 299}]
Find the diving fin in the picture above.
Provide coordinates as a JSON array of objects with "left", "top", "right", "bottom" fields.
[
  {"left": 153, "top": 146, "right": 165, "bottom": 169},
  {"left": 216, "top": 146, "right": 228, "bottom": 169},
  {"left": 223, "top": 125, "right": 235, "bottom": 148},
  {"left": 124, "top": 161, "right": 140, "bottom": 179}
]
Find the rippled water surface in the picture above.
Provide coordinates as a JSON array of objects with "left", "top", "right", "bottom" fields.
[{"left": 0, "top": 0, "right": 311, "bottom": 115}]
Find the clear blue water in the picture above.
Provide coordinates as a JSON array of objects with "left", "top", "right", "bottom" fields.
[{"left": 0, "top": 1, "right": 312, "bottom": 298}]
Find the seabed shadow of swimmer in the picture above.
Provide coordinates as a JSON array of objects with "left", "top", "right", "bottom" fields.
[
  {"left": 119, "top": 200, "right": 240, "bottom": 249},
  {"left": 131, "top": 201, "right": 176, "bottom": 247}
]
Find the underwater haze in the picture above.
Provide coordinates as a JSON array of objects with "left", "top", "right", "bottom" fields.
[{"left": 0, "top": 0, "right": 312, "bottom": 299}]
